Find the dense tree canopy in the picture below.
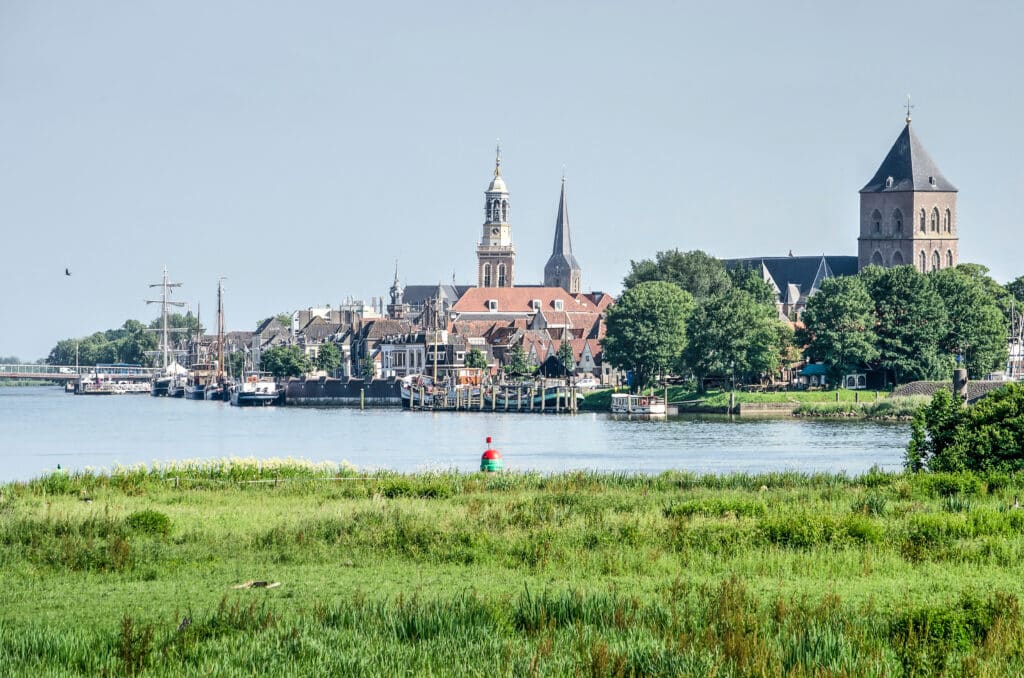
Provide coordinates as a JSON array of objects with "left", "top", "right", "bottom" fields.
[
  {"left": 260, "top": 345, "right": 311, "bottom": 378},
  {"left": 907, "top": 384, "right": 1024, "bottom": 472},
  {"left": 622, "top": 250, "right": 731, "bottom": 302},
  {"left": 464, "top": 347, "right": 488, "bottom": 370},
  {"left": 799, "top": 276, "right": 879, "bottom": 384},
  {"left": 314, "top": 342, "right": 342, "bottom": 373},
  {"left": 602, "top": 281, "right": 693, "bottom": 391},
  {"left": 865, "top": 266, "right": 948, "bottom": 385},
  {"left": 681, "top": 289, "right": 791, "bottom": 390},
  {"left": 931, "top": 267, "right": 1008, "bottom": 378},
  {"left": 47, "top": 320, "right": 159, "bottom": 366}
]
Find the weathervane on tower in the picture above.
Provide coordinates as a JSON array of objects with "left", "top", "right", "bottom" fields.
[{"left": 905, "top": 95, "right": 914, "bottom": 124}]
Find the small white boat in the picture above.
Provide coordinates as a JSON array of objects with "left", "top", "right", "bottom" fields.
[{"left": 610, "top": 393, "right": 667, "bottom": 416}]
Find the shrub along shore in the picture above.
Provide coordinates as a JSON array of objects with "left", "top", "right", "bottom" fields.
[{"left": 3, "top": 461, "right": 1024, "bottom": 676}]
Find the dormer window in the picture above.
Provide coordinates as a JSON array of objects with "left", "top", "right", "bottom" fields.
[
  {"left": 928, "top": 176, "right": 936, "bottom": 186},
  {"left": 553, "top": 299, "right": 564, "bottom": 311},
  {"left": 487, "top": 299, "right": 498, "bottom": 311},
  {"left": 885, "top": 176, "right": 894, "bottom": 188},
  {"left": 531, "top": 299, "right": 541, "bottom": 312}
]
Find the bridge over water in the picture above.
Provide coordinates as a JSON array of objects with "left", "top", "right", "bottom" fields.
[{"left": 0, "top": 364, "right": 158, "bottom": 382}]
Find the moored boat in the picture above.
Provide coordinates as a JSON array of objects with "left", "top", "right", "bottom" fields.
[
  {"left": 230, "top": 375, "right": 282, "bottom": 407},
  {"left": 184, "top": 362, "right": 217, "bottom": 400},
  {"left": 610, "top": 393, "right": 667, "bottom": 416}
]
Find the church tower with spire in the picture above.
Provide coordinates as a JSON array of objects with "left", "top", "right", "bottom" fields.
[
  {"left": 858, "top": 107, "right": 958, "bottom": 272},
  {"left": 543, "top": 176, "right": 582, "bottom": 293},
  {"left": 476, "top": 144, "right": 516, "bottom": 287}
]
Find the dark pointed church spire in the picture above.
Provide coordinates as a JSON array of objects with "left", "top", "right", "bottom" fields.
[{"left": 544, "top": 175, "right": 582, "bottom": 294}]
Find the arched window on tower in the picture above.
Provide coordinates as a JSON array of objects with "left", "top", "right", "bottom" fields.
[
  {"left": 931, "top": 251, "right": 940, "bottom": 271},
  {"left": 892, "top": 209, "right": 903, "bottom": 233},
  {"left": 930, "top": 208, "right": 939, "bottom": 232},
  {"left": 919, "top": 251, "right": 926, "bottom": 272},
  {"left": 497, "top": 264, "right": 507, "bottom": 287},
  {"left": 919, "top": 209, "right": 926, "bottom": 232},
  {"left": 871, "top": 251, "right": 884, "bottom": 266},
  {"left": 871, "top": 210, "right": 882, "bottom": 233},
  {"left": 501, "top": 200, "right": 508, "bottom": 222},
  {"left": 483, "top": 264, "right": 492, "bottom": 287},
  {"left": 946, "top": 250, "right": 953, "bottom": 267},
  {"left": 892, "top": 251, "right": 904, "bottom": 265},
  {"left": 945, "top": 208, "right": 952, "bottom": 232}
]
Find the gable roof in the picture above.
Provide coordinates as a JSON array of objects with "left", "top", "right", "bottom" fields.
[
  {"left": 402, "top": 284, "right": 472, "bottom": 308},
  {"left": 723, "top": 256, "right": 858, "bottom": 302},
  {"left": 861, "top": 123, "right": 957, "bottom": 193},
  {"left": 453, "top": 286, "right": 597, "bottom": 315}
]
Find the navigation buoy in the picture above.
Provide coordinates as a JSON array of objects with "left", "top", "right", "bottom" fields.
[{"left": 480, "top": 436, "right": 503, "bottom": 473}]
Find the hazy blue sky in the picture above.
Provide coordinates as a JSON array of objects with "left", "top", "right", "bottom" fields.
[{"left": 2, "top": 1, "right": 1022, "bottom": 360}]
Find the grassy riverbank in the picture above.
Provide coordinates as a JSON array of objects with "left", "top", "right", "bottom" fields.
[
  {"left": 582, "top": 387, "right": 904, "bottom": 415},
  {"left": 3, "top": 461, "right": 1024, "bottom": 675}
]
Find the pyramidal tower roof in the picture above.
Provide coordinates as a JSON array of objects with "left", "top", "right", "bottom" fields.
[
  {"left": 861, "top": 121, "right": 957, "bottom": 193},
  {"left": 548, "top": 177, "right": 579, "bottom": 269}
]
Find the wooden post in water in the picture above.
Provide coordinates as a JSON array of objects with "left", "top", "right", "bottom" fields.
[
  {"left": 504, "top": 389, "right": 509, "bottom": 411},
  {"left": 360, "top": 388, "right": 365, "bottom": 411},
  {"left": 517, "top": 389, "right": 522, "bottom": 412}
]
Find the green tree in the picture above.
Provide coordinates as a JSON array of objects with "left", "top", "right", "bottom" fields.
[
  {"left": 907, "top": 384, "right": 1024, "bottom": 472},
  {"left": 622, "top": 250, "right": 731, "bottom": 302},
  {"left": 931, "top": 267, "right": 1008, "bottom": 378},
  {"left": 504, "top": 344, "right": 532, "bottom": 378},
  {"left": 728, "top": 264, "right": 776, "bottom": 307},
  {"left": 681, "top": 289, "right": 789, "bottom": 391},
  {"left": 601, "top": 281, "right": 693, "bottom": 392},
  {"left": 799, "top": 276, "right": 879, "bottom": 384},
  {"left": 556, "top": 341, "right": 576, "bottom": 376},
  {"left": 315, "top": 342, "right": 342, "bottom": 373},
  {"left": 360, "top": 353, "right": 376, "bottom": 380},
  {"left": 259, "top": 345, "right": 310, "bottom": 378},
  {"left": 464, "top": 347, "right": 488, "bottom": 369},
  {"left": 1006, "top": 275, "right": 1024, "bottom": 306},
  {"left": 864, "top": 266, "right": 947, "bottom": 385}
]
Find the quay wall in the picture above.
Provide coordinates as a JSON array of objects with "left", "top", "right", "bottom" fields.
[
  {"left": 735, "top": 402, "right": 800, "bottom": 416},
  {"left": 284, "top": 377, "right": 402, "bottom": 407}
]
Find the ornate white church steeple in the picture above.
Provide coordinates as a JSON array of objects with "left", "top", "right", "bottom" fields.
[{"left": 476, "top": 142, "right": 515, "bottom": 287}]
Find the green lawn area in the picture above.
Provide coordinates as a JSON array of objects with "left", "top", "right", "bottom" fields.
[
  {"left": 582, "top": 386, "right": 889, "bottom": 411},
  {"left": 2, "top": 463, "right": 1023, "bottom": 675}
]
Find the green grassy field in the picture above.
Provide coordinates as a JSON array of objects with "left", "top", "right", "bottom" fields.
[{"left": 3, "top": 461, "right": 1024, "bottom": 676}]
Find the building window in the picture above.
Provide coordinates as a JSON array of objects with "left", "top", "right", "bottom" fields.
[
  {"left": 946, "top": 250, "right": 954, "bottom": 267},
  {"left": 501, "top": 200, "right": 509, "bottom": 222},
  {"left": 892, "top": 251, "right": 904, "bottom": 265},
  {"left": 871, "top": 251, "right": 884, "bottom": 266},
  {"left": 553, "top": 299, "right": 564, "bottom": 311},
  {"left": 931, "top": 251, "right": 940, "bottom": 271},
  {"left": 919, "top": 209, "right": 926, "bottom": 232},
  {"left": 919, "top": 251, "right": 926, "bottom": 272},
  {"left": 487, "top": 299, "right": 498, "bottom": 311},
  {"left": 945, "top": 208, "right": 952, "bottom": 232},
  {"left": 482, "top": 264, "right": 492, "bottom": 287},
  {"left": 871, "top": 210, "right": 882, "bottom": 233},
  {"left": 531, "top": 299, "right": 541, "bottom": 312},
  {"left": 930, "top": 207, "right": 939, "bottom": 232},
  {"left": 892, "top": 209, "right": 903, "bottom": 233},
  {"left": 497, "top": 263, "right": 507, "bottom": 287}
]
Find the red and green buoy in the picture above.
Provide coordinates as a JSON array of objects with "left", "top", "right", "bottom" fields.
[{"left": 480, "top": 436, "right": 503, "bottom": 473}]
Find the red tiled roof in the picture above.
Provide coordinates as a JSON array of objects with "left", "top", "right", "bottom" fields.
[{"left": 453, "top": 286, "right": 597, "bottom": 314}]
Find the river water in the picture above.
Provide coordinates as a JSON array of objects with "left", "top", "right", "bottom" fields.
[{"left": 0, "top": 387, "right": 909, "bottom": 482}]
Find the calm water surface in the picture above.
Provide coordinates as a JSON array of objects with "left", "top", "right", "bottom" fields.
[{"left": 0, "top": 387, "right": 909, "bottom": 482}]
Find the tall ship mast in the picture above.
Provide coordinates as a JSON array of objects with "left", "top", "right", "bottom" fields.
[
  {"left": 217, "top": 277, "right": 226, "bottom": 378},
  {"left": 146, "top": 266, "right": 187, "bottom": 396}
]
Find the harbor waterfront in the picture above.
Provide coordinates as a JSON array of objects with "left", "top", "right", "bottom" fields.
[{"left": 0, "top": 387, "right": 908, "bottom": 483}]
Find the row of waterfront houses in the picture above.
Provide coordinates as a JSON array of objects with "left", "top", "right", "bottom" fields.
[{"left": 195, "top": 111, "right": 983, "bottom": 386}]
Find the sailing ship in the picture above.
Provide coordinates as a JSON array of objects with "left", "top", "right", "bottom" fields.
[{"left": 146, "top": 267, "right": 188, "bottom": 397}]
